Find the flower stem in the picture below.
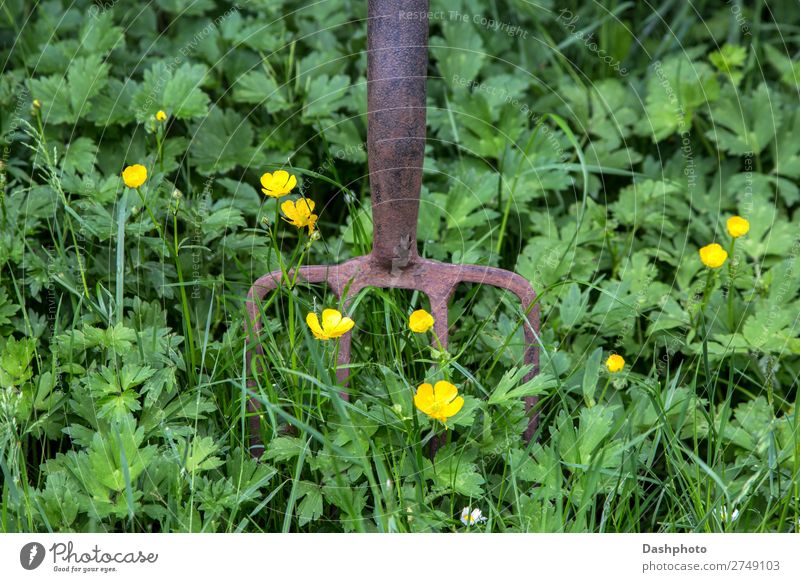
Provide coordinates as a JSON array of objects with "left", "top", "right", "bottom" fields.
[
  {"left": 172, "top": 201, "right": 198, "bottom": 382},
  {"left": 695, "top": 268, "right": 715, "bottom": 329},
  {"left": 727, "top": 238, "right": 736, "bottom": 332},
  {"left": 134, "top": 186, "right": 197, "bottom": 382},
  {"left": 156, "top": 128, "right": 164, "bottom": 173},
  {"left": 596, "top": 375, "right": 612, "bottom": 405}
]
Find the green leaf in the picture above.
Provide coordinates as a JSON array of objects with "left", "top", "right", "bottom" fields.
[
  {"left": 118, "top": 364, "right": 157, "bottom": 390},
  {"left": 610, "top": 179, "right": 681, "bottom": 228},
  {"left": 142, "top": 367, "right": 177, "bottom": 406},
  {"left": 709, "top": 44, "right": 747, "bottom": 85},
  {"left": 764, "top": 44, "right": 800, "bottom": 88},
  {"left": 733, "top": 196, "right": 797, "bottom": 258},
  {"left": 581, "top": 348, "right": 603, "bottom": 407},
  {"left": 189, "top": 106, "right": 255, "bottom": 174},
  {"left": 85, "top": 364, "right": 154, "bottom": 420},
  {"left": 741, "top": 305, "right": 797, "bottom": 352},
  {"left": 489, "top": 366, "right": 556, "bottom": 405},
  {"left": 98, "top": 391, "right": 142, "bottom": 419},
  {"left": 432, "top": 21, "right": 485, "bottom": 85},
  {"left": 706, "top": 84, "right": 780, "bottom": 155},
  {"left": 224, "top": 450, "right": 277, "bottom": 503},
  {"left": 29, "top": 76, "right": 73, "bottom": 125},
  {"left": 233, "top": 70, "right": 290, "bottom": 112},
  {"left": 429, "top": 169, "right": 499, "bottom": 233},
  {"left": 78, "top": 10, "right": 124, "bottom": 55},
  {"left": 88, "top": 78, "right": 139, "bottom": 126},
  {"left": 0, "top": 336, "right": 36, "bottom": 387},
  {"left": 296, "top": 482, "right": 324, "bottom": 527},
  {"left": 303, "top": 74, "right": 351, "bottom": 120},
  {"left": 202, "top": 206, "right": 246, "bottom": 243},
  {"left": 67, "top": 55, "right": 110, "bottom": 118},
  {"left": 265, "top": 437, "right": 306, "bottom": 462},
  {"left": 577, "top": 405, "right": 615, "bottom": 463},
  {"left": 638, "top": 56, "right": 719, "bottom": 141},
  {"left": 61, "top": 137, "right": 97, "bottom": 174},
  {"left": 88, "top": 415, "right": 156, "bottom": 493},
  {"left": 517, "top": 235, "right": 580, "bottom": 290},
  {"left": 133, "top": 62, "right": 210, "bottom": 122},
  {"left": 82, "top": 322, "right": 137, "bottom": 353},
  {"left": 424, "top": 445, "right": 485, "bottom": 497},
  {"left": 38, "top": 472, "right": 80, "bottom": 528},
  {"left": 219, "top": 10, "right": 287, "bottom": 53},
  {"left": 321, "top": 484, "right": 367, "bottom": 531},
  {"left": 0, "top": 288, "right": 20, "bottom": 326},
  {"left": 182, "top": 436, "right": 224, "bottom": 472},
  {"left": 559, "top": 282, "right": 589, "bottom": 329},
  {"left": 156, "top": 0, "right": 216, "bottom": 15},
  {"left": 450, "top": 395, "right": 480, "bottom": 428},
  {"left": 723, "top": 397, "right": 774, "bottom": 454},
  {"left": 29, "top": 55, "right": 109, "bottom": 124},
  {"left": 163, "top": 63, "right": 211, "bottom": 119}
]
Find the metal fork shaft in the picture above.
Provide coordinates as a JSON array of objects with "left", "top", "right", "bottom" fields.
[{"left": 367, "top": 0, "right": 428, "bottom": 269}]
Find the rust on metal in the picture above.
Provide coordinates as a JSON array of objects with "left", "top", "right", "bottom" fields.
[{"left": 245, "top": 0, "right": 540, "bottom": 457}]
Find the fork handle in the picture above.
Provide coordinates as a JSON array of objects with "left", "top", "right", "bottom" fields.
[{"left": 367, "top": 0, "right": 428, "bottom": 268}]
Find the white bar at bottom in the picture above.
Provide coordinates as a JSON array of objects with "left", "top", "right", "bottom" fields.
[{"left": 1, "top": 533, "right": 798, "bottom": 581}]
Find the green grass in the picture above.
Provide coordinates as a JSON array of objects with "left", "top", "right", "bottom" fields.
[{"left": 1, "top": 0, "right": 799, "bottom": 532}]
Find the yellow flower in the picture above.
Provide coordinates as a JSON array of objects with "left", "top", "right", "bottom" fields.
[
  {"left": 306, "top": 309, "right": 354, "bottom": 340},
  {"left": 261, "top": 170, "right": 297, "bottom": 198},
  {"left": 726, "top": 216, "right": 749, "bottom": 238},
  {"left": 156, "top": 110, "right": 167, "bottom": 122},
  {"left": 408, "top": 309, "right": 434, "bottom": 333},
  {"left": 699, "top": 243, "right": 728, "bottom": 269},
  {"left": 413, "top": 380, "right": 464, "bottom": 424},
  {"left": 605, "top": 354, "right": 625, "bottom": 373},
  {"left": 121, "top": 164, "right": 147, "bottom": 189},
  {"left": 32, "top": 99, "right": 41, "bottom": 109},
  {"left": 281, "top": 198, "right": 318, "bottom": 233}
]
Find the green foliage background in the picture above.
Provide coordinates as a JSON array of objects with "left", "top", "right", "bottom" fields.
[{"left": 1, "top": 0, "right": 799, "bottom": 532}]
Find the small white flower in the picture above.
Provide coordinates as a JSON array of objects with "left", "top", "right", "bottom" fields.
[
  {"left": 460, "top": 507, "right": 487, "bottom": 526},
  {"left": 718, "top": 505, "right": 739, "bottom": 523}
]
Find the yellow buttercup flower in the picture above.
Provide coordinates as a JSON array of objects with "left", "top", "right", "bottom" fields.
[
  {"left": 281, "top": 198, "right": 318, "bottom": 233},
  {"left": 606, "top": 354, "right": 625, "bottom": 373},
  {"left": 156, "top": 110, "right": 167, "bottom": 122},
  {"left": 726, "top": 216, "right": 749, "bottom": 238},
  {"left": 121, "top": 164, "right": 147, "bottom": 189},
  {"left": 306, "top": 309, "right": 354, "bottom": 340},
  {"left": 699, "top": 243, "right": 728, "bottom": 269},
  {"left": 261, "top": 169, "right": 297, "bottom": 198},
  {"left": 408, "top": 309, "right": 434, "bottom": 333},
  {"left": 414, "top": 381, "right": 464, "bottom": 424}
]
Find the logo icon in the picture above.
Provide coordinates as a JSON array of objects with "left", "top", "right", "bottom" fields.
[{"left": 20, "top": 542, "right": 46, "bottom": 570}]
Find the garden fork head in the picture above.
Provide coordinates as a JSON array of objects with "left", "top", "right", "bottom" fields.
[{"left": 245, "top": 0, "right": 540, "bottom": 458}]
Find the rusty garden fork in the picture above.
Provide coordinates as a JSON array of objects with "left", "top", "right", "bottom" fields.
[{"left": 244, "top": 0, "right": 540, "bottom": 458}]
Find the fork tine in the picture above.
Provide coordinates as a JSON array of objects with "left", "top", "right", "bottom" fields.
[
  {"left": 429, "top": 292, "right": 452, "bottom": 350},
  {"left": 331, "top": 283, "right": 358, "bottom": 401},
  {"left": 246, "top": 377, "right": 266, "bottom": 458},
  {"left": 454, "top": 265, "right": 540, "bottom": 443},
  {"left": 426, "top": 290, "right": 455, "bottom": 458},
  {"left": 336, "top": 331, "right": 352, "bottom": 401},
  {"left": 244, "top": 265, "right": 332, "bottom": 458}
]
